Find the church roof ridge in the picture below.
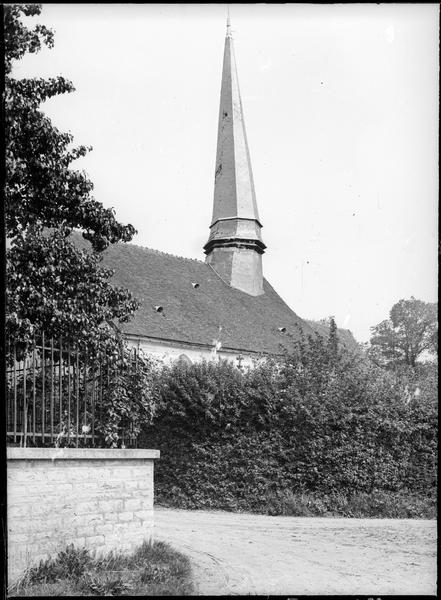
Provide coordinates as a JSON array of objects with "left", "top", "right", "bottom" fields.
[{"left": 126, "top": 241, "right": 205, "bottom": 264}]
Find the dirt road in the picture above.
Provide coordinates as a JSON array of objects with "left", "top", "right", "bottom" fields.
[{"left": 154, "top": 507, "right": 436, "bottom": 595}]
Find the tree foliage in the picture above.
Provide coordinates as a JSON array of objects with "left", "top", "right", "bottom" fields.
[
  {"left": 4, "top": 4, "right": 138, "bottom": 354},
  {"left": 369, "top": 297, "right": 438, "bottom": 368},
  {"left": 7, "top": 228, "right": 139, "bottom": 354},
  {"left": 4, "top": 4, "right": 135, "bottom": 247},
  {"left": 4, "top": 5, "right": 157, "bottom": 441}
]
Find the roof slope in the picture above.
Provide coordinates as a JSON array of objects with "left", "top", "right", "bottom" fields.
[{"left": 89, "top": 239, "right": 315, "bottom": 355}]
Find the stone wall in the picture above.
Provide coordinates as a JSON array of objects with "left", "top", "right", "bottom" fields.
[{"left": 7, "top": 448, "right": 160, "bottom": 585}]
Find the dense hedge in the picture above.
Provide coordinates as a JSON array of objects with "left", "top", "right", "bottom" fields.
[{"left": 141, "top": 334, "right": 437, "bottom": 513}]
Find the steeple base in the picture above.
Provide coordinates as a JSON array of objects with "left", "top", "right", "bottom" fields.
[{"left": 206, "top": 245, "right": 264, "bottom": 296}]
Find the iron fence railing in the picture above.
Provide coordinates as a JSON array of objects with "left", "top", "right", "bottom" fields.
[{"left": 6, "top": 334, "right": 141, "bottom": 448}]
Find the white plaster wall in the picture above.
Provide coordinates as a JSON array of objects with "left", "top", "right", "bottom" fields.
[{"left": 126, "top": 337, "right": 258, "bottom": 369}]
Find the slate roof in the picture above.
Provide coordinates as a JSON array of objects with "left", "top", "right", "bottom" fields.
[{"left": 89, "top": 239, "right": 316, "bottom": 355}]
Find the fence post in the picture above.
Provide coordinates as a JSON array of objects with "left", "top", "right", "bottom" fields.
[
  {"left": 13, "top": 345, "right": 17, "bottom": 444},
  {"left": 59, "top": 336, "right": 63, "bottom": 437},
  {"left": 84, "top": 350, "right": 88, "bottom": 444},
  {"left": 23, "top": 350, "right": 27, "bottom": 448},
  {"left": 32, "top": 341, "right": 36, "bottom": 446},
  {"left": 67, "top": 342, "right": 71, "bottom": 445},
  {"left": 91, "top": 354, "right": 96, "bottom": 446},
  {"left": 76, "top": 349, "right": 80, "bottom": 448},
  {"left": 50, "top": 338, "right": 54, "bottom": 444},
  {"left": 42, "top": 333, "right": 45, "bottom": 444}
]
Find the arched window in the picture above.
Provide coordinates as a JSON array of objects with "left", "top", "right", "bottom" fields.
[{"left": 177, "top": 354, "right": 192, "bottom": 366}]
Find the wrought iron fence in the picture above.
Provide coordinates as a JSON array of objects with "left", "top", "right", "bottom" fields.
[{"left": 6, "top": 334, "right": 141, "bottom": 448}]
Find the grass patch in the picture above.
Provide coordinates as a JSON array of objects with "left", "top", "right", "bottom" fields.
[
  {"left": 261, "top": 489, "right": 437, "bottom": 519},
  {"left": 9, "top": 540, "right": 194, "bottom": 597},
  {"left": 156, "top": 489, "right": 437, "bottom": 519}
]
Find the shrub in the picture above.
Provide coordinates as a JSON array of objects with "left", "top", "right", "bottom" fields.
[
  {"left": 79, "top": 572, "right": 132, "bottom": 596},
  {"left": 11, "top": 541, "right": 194, "bottom": 597},
  {"left": 23, "top": 544, "right": 92, "bottom": 585},
  {"left": 142, "top": 332, "right": 437, "bottom": 514}
]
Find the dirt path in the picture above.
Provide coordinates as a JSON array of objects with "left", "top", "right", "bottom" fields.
[{"left": 154, "top": 507, "right": 437, "bottom": 595}]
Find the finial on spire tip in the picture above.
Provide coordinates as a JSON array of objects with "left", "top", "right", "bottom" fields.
[{"left": 226, "top": 5, "right": 232, "bottom": 37}]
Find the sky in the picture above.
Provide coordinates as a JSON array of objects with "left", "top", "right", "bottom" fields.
[{"left": 12, "top": 3, "right": 439, "bottom": 343}]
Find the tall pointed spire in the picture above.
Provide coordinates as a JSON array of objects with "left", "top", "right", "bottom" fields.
[{"left": 204, "top": 16, "right": 266, "bottom": 296}]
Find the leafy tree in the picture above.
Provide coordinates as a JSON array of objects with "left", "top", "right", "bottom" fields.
[
  {"left": 6, "top": 228, "right": 138, "bottom": 355},
  {"left": 369, "top": 297, "right": 438, "bottom": 368},
  {"left": 4, "top": 4, "right": 135, "bottom": 247},
  {"left": 327, "top": 316, "right": 338, "bottom": 358},
  {"left": 306, "top": 316, "right": 359, "bottom": 352},
  {"left": 4, "top": 5, "right": 157, "bottom": 445},
  {"left": 4, "top": 4, "right": 138, "bottom": 355}
]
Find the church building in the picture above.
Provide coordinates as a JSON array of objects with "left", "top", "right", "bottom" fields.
[{"left": 99, "top": 19, "right": 352, "bottom": 367}]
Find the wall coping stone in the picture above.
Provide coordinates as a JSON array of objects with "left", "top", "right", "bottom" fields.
[{"left": 7, "top": 448, "right": 160, "bottom": 461}]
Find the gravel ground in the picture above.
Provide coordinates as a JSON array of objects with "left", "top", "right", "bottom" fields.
[{"left": 154, "top": 506, "right": 437, "bottom": 595}]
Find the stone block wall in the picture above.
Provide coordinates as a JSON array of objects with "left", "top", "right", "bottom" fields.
[{"left": 7, "top": 448, "right": 160, "bottom": 585}]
